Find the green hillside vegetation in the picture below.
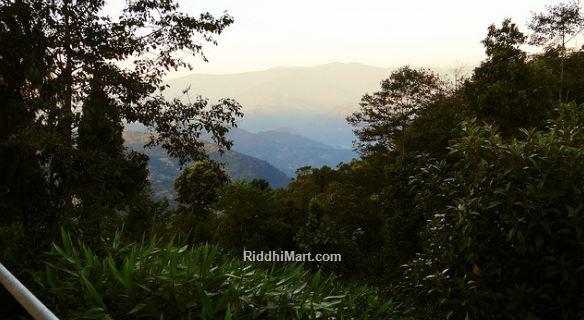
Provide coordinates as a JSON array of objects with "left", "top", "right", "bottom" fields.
[
  {"left": 226, "top": 128, "right": 356, "bottom": 177},
  {"left": 2, "top": 0, "right": 584, "bottom": 319},
  {"left": 123, "top": 131, "right": 291, "bottom": 198}
]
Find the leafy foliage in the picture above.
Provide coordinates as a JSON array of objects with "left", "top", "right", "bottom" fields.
[
  {"left": 401, "top": 110, "right": 584, "bottom": 319},
  {"left": 347, "top": 66, "right": 446, "bottom": 154},
  {"left": 0, "top": 0, "right": 242, "bottom": 259},
  {"left": 462, "top": 19, "right": 553, "bottom": 134},
  {"left": 215, "top": 180, "right": 293, "bottom": 251},
  {"left": 529, "top": 0, "right": 584, "bottom": 49},
  {"left": 32, "top": 230, "right": 402, "bottom": 319},
  {"left": 172, "top": 160, "right": 230, "bottom": 243},
  {"left": 174, "top": 160, "right": 230, "bottom": 210}
]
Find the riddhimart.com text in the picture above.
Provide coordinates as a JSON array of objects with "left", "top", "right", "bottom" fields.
[{"left": 243, "top": 250, "right": 341, "bottom": 262}]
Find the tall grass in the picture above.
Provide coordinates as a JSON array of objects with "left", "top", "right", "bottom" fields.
[{"left": 31, "top": 230, "right": 400, "bottom": 319}]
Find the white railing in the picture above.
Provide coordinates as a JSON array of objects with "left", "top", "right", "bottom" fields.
[{"left": 0, "top": 263, "right": 59, "bottom": 320}]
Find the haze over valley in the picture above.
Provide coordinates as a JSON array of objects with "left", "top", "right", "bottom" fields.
[
  {"left": 122, "top": 62, "right": 473, "bottom": 192},
  {"left": 126, "top": 62, "right": 395, "bottom": 192},
  {"left": 165, "top": 62, "right": 391, "bottom": 149}
]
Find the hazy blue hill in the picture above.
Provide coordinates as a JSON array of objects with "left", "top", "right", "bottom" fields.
[
  {"left": 226, "top": 128, "right": 356, "bottom": 177},
  {"left": 166, "top": 62, "right": 389, "bottom": 111},
  {"left": 123, "top": 131, "right": 291, "bottom": 199},
  {"left": 164, "top": 62, "right": 470, "bottom": 148},
  {"left": 165, "top": 62, "right": 391, "bottom": 148}
]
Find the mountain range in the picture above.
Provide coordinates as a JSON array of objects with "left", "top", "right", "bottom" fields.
[
  {"left": 165, "top": 62, "right": 392, "bottom": 148},
  {"left": 225, "top": 127, "right": 356, "bottom": 177},
  {"left": 123, "top": 131, "right": 291, "bottom": 199},
  {"left": 127, "top": 63, "right": 462, "bottom": 197}
]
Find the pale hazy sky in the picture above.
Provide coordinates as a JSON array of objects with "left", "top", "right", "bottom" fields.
[{"left": 110, "top": 0, "right": 570, "bottom": 76}]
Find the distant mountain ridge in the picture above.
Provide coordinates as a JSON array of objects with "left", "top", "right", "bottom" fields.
[
  {"left": 165, "top": 62, "right": 392, "bottom": 148},
  {"left": 123, "top": 131, "right": 291, "bottom": 199},
  {"left": 225, "top": 128, "right": 356, "bottom": 177},
  {"left": 164, "top": 62, "right": 471, "bottom": 148},
  {"left": 166, "top": 62, "right": 389, "bottom": 112}
]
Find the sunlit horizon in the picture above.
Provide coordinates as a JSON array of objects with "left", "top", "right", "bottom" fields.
[
  {"left": 102, "top": 0, "right": 578, "bottom": 78},
  {"left": 141, "top": 0, "right": 570, "bottom": 77}
]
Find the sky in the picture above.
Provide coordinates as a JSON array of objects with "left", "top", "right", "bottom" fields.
[{"left": 109, "top": 0, "right": 570, "bottom": 76}]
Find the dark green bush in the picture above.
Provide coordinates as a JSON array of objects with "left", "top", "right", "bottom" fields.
[
  {"left": 401, "top": 107, "right": 584, "bottom": 319},
  {"left": 215, "top": 180, "right": 293, "bottom": 251}
]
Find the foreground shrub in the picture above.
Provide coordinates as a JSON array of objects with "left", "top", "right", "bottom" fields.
[
  {"left": 32, "top": 230, "right": 400, "bottom": 319},
  {"left": 401, "top": 109, "right": 584, "bottom": 319}
]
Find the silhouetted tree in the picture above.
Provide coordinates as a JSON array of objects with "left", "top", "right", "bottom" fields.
[
  {"left": 0, "top": 0, "right": 242, "bottom": 244},
  {"left": 347, "top": 66, "right": 446, "bottom": 155},
  {"left": 529, "top": 0, "right": 584, "bottom": 101},
  {"left": 173, "top": 160, "right": 229, "bottom": 242},
  {"left": 216, "top": 180, "right": 290, "bottom": 250},
  {"left": 463, "top": 19, "right": 551, "bottom": 134}
]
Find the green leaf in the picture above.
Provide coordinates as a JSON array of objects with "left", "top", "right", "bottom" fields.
[
  {"left": 224, "top": 304, "right": 232, "bottom": 320},
  {"left": 128, "top": 303, "right": 147, "bottom": 315},
  {"left": 80, "top": 273, "right": 105, "bottom": 309}
]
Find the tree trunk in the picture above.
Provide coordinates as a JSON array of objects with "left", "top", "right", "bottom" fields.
[{"left": 61, "top": 0, "right": 75, "bottom": 212}]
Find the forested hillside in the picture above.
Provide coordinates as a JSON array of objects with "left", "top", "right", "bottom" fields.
[
  {"left": 124, "top": 130, "right": 290, "bottom": 198},
  {"left": 225, "top": 128, "right": 355, "bottom": 176},
  {"left": 2, "top": 0, "right": 584, "bottom": 319}
]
